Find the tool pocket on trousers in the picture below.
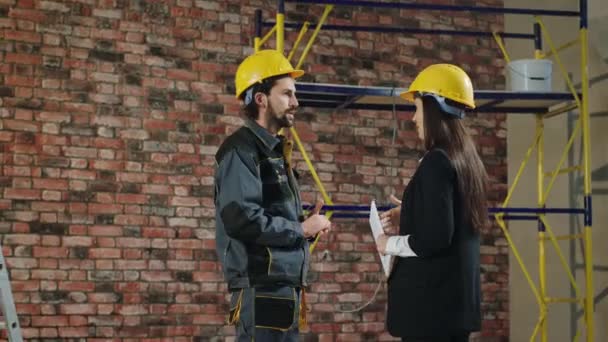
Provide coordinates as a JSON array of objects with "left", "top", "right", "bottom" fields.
[{"left": 254, "top": 294, "right": 295, "bottom": 330}]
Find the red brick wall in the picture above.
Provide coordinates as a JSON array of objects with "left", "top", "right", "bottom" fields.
[{"left": 0, "top": 0, "right": 508, "bottom": 340}]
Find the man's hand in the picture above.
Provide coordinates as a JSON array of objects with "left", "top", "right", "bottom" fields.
[
  {"left": 376, "top": 233, "right": 389, "bottom": 255},
  {"left": 380, "top": 194, "right": 401, "bottom": 235},
  {"left": 302, "top": 199, "right": 331, "bottom": 238}
]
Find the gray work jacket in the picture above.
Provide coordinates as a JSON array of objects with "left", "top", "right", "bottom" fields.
[{"left": 214, "top": 119, "right": 309, "bottom": 290}]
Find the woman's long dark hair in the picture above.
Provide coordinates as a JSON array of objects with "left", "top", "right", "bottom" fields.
[{"left": 420, "top": 95, "right": 489, "bottom": 233}]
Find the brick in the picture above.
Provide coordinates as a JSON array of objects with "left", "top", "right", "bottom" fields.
[
  {"left": 62, "top": 147, "right": 97, "bottom": 158},
  {"left": 4, "top": 119, "right": 40, "bottom": 132},
  {"left": 5, "top": 52, "right": 42, "bottom": 65},
  {"left": 91, "top": 160, "right": 123, "bottom": 171},
  {"left": 116, "top": 41, "right": 147, "bottom": 54},
  {"left": 39, "top": 1, "right": 70, "bottom": 12},
  {"left": 116, "top": 193, "right": 147, "bottom": 204},
  {"left": 5, "top": 166, "right": 33, "bottom": 177},
  {"left": 168, "top": 218, "right": 198, "bottom": 228},
  {"left": 89, "top": 93, "right": 120, "bottom": 105},
  {"left": 5, "top": 30, "right": 41, "bottom": 43},
  {"left": 167, "top": 69, "right": 198, "bottom": 81},
  {"left": 90, "top": 72, "right": 120, "bottom": 85},
  {"left": 89, "top": 248, "right": 121, "bottom": 259},
  {"left": 4, "top": 188, "right": 40, "bottom": 200},
  {"left": 0, "top": 131, "right": 14, "bottom": 141},
  {"left": 33, "top": 247, "right": 69, "bottom": 258},
  {"left": 142, "top": 184, "right": 171, "bottom": 195},
  {"left": 119, "top": 129, "right": 150, "bottom": 140},
  {"left": 33, "top": 178, "right": 68, "bottom": 190},
  {"left": 38, "top": 134, "right": 68, "bottom": 146},
  {"left": 88, "top": 225, "right": 122, "bottom": 236},
  {"left": 114, "top": 215, "right": 146, "bottom": 225},
  {"left": 31, "top": 315, "right": 69, "bottom": 327},
  {"left": 63, "top": 102, "right": 94, "bottom": 113},
  {"left": 62, "top": 170, "right": 96, "bottom": 180},
  {"left": 169, "top": 196, "right": 200, "bottom": 207},
  {"left": 144, "top": 119, "right": 176, "bottom": 131},
  {"left": 88, "top": 204, "right": 122, "bottom": 214},
  {"left": 31, "top": 201, "right": 66, "bottom": 212},
  {"left": 34, "top": 89, "right": 72, "bottom": 101},
  {"left": 57, "top": 327, "right": 89, "bottom": 338}
]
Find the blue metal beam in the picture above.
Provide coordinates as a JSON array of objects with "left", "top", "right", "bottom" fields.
[
  {"left": 327, "top": 213, "right": 561, "bottom": 221},
  {"left": 475, "top": 99, "right": 506, "bottom": 112},
  {"left": 284, "top": 0, "right": 580, "bottom": 17},
  {"left": 584, "top": 195, "right": 592, "bottom": 226},
  {"left": 296, "top": 101, "right": 563, "bottom": 113},
  {"left": 297, "top": 83, "right": 581, "bottom": 101},
  {"left": 306, "top": 205, "right": 586, "bottom": 215},
  {"left": 303, "top": 204, "right": 394, "bottom": 211},
  {"left": 489, "top": 207, "right": 586, "bottom": 214},
  {"left": 255, "top": 9, "right": 262, "bottom": 38},
  {"left": 264, "top": 21, "right": 535, "bottom": 40},
  {"left": 336, "top": 95, "right": 362, "bottom": 110},
  {"left": 492, "top": 215, "right": 540, "bottom": 221},
  {"left": 534, "top": 22, "right": 542, "bottom": 51},
  {"left": 580, "top": 0, "right": 587, "bottom": 28},
  {"left": 297, "top": 101, "right": 415, "bottom": 112}
]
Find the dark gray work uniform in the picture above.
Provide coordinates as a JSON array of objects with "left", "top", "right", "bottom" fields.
[{"left": 214, "top": 119, "right": 310, "bottom": 341}]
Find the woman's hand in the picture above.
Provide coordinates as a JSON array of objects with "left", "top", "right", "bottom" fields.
[
  {"left": 380, "top": 194, "right": 402, "bottom": 234},
  {"left": 376, "top": 233, "right": 389, "bottom": 255}
]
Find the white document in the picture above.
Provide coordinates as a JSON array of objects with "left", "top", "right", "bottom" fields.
[{"left": 369, "top": 200, "right": 392, "bottom": 278}]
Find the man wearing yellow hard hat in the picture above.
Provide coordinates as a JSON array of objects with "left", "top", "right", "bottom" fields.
[
  {"left": 214, "top": 49, "right": 331, "bottom": 341},
  {"left": 376, "top": 64, "right": 487, "bottom": 341}
]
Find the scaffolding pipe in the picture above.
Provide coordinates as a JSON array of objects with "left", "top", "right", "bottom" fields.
[
  {"left": 284, "top": 0, "right": 580, "bottom": 17},
  {"left": 265, "top": 22, "right": 535, "bottom": 40},
  {"left": 277, "top": 0, "right": 285, "bottom": 53},
  {"left": 579, "top": 0, "right": 594, "bottom": 340}
]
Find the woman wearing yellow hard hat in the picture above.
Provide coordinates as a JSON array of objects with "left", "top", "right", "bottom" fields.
[{"left": 376, "top": 64, "right": 488, "bottom": 342}]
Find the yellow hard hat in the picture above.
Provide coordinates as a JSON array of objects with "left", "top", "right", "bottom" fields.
[
  {"left": 235, "top": 49, "right": 304, "bottom": 98},
  {"left": 400, "top": 64, "right": 475, "bottom": 109}
]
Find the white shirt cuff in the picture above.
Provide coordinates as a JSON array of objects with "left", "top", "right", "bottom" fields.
[{"left": 385, "top": 235, "right": 417, "bottom": 257}]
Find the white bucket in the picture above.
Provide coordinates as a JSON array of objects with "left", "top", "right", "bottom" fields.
[{"left": 507, "top": 59, "right": 553, "bottom": 92}]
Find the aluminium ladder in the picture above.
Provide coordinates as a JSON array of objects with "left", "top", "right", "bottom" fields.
[{"left": 0, "top": 244, "right": 22, "bottom": 342}]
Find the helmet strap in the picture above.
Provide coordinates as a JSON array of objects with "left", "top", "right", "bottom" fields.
[
  {"left": 421, "top": 92, "right": 465, "bottom": 119},
  {"left": 244, "top": 88, "right": 254, "bottom": 105}
]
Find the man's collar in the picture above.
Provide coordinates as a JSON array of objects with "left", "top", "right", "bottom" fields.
[{"left": 245, "top": 119, "right": 281, "bottom": 150}]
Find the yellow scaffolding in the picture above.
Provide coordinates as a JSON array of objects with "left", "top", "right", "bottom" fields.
[{"left": 251, "top": 1, "right": 594, "bottom": 340}]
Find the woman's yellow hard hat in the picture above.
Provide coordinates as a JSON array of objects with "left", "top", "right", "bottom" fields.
[{"left": 400, "top": 63, "right": 475, "bottom": 109}]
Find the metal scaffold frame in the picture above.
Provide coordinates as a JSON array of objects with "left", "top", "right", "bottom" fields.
[{"left": 250, "top": 0, "right": 594, "bottom": 340}]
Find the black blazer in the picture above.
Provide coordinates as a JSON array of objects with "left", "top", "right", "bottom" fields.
[{"left": 386, "top": 149, "right": 481, "bottom": 337}]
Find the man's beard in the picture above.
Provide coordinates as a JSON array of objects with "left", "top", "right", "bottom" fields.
[{"left": 269, "top": 106, "right": 294, "bottom": 128}]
